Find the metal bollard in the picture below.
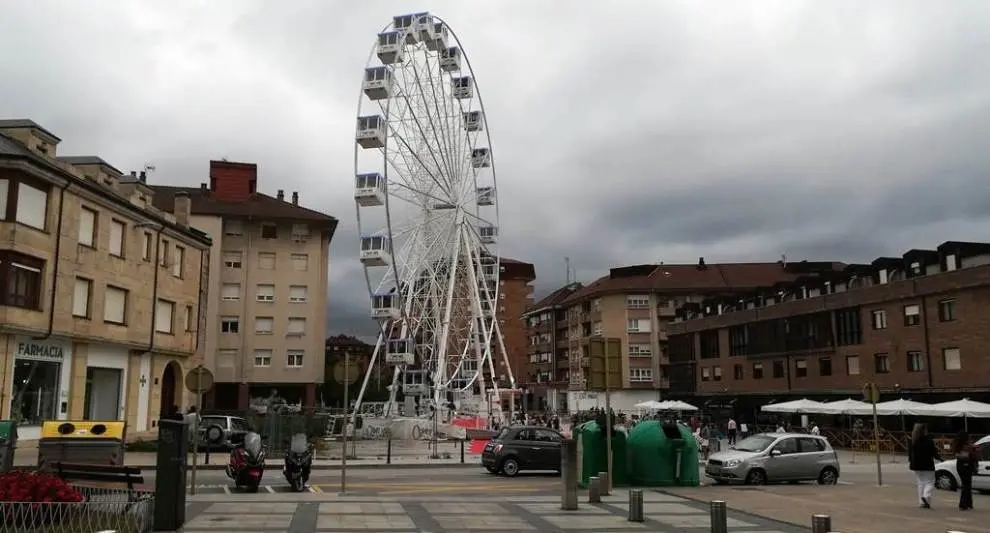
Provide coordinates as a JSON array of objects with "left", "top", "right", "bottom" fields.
[
  {"left": 588, "top": 476, "right": 602, "bottom": 503},
  {"left": 460, "top": 439, "right": 465, "bottom": 463},
  {"left": 811, "top": 514, "right": 832, "bottom": 533},
  {"left": 561, "top": 439, "right": 579, "bottom": 510},
  {"left": 710, "top": 500, "right": 728, "bottom": 533},
  {"left": 628, "top": 489, "right": 644, "bottom": 522},
  {"left": 598, "top": 471, "right": 610, "bottom": 495},
  {"left": 386, "top": 438, "right": 392, "bottom": 465}
]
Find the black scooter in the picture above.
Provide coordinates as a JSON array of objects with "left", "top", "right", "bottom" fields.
[{"left": 283, "top": 433, "right": 313, "bottom": 492}]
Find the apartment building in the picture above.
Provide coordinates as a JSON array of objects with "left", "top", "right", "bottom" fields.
[
  {"left": 495, "top": 258, "right": 536, "bottom": 389},
  {"left": 533, "top": 260, "right": 814, "bottom": 413},
  {"left": 150, "top": 160, "right": 338, "bottom": 410},
  {"left": 0, "top": 119, "right": 211, "bottom": 439},
  {"left": 521, "top": 282, "right": 583, "bottom": 412},
  {"left": 666, "top": 241, "right": 990, "bottom": 418},
  {"left": 324, "top": 334, "right": 383, "bottom": 407}
]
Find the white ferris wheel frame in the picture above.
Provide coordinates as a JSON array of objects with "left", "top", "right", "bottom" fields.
[{"left": 350, "top": 13, "right": 517, "bottom": 421}]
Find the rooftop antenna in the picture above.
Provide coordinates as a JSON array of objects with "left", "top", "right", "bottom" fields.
[
  {"left": 565, "top": 257, "right": 571, "bottom": 284},
  {"left": 143, "top": 163, "right": 156, "bottom": 173}
]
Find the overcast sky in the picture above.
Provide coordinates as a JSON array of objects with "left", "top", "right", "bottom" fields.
[{"left": 2, "top": 1, "right": 989, "bottom": 339}]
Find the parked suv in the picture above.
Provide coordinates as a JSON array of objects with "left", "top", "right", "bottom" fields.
[
  {"left": 482, "top": 426, "right": 562, "bottom": 477},
  {"left": 705, "top": 432, "right": 840, "bottom": 485},
  {"left": 198, "top": 415, "right": 253, "bottom": 450}
]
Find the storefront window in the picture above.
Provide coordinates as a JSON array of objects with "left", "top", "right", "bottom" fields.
[{"left": 10, "top": 360, "right": 60, "bottom": 425}]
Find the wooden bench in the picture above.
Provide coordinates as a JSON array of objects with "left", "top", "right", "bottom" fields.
[{"left": 51, "top": 461, "right": 145, "bottom": 493}]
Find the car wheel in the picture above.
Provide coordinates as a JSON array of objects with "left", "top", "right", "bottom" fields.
[
  {"left": 818, "top": 467, "right": 839, "bottom": 485},
  {"left": 745, "top": 469, "right": 767, "bottom": 485},
  {"left": 500, "top": 457, "right": 521, "bottom": 477},
  {"left": 936, "top": 470, "right": 958, "bottom": 491}
]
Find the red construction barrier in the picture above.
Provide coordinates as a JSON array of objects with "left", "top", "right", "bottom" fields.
[{"left": 468, "top": 439, "right": 488, "bottom": 455}]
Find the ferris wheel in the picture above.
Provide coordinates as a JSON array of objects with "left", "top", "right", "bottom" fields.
[{"left": 350, "top": 12, "right": 515, "bottom": 421}]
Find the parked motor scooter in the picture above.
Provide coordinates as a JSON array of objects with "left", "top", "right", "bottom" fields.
[
  {"left": 226, "top": 431, "right": 266, "bottom": 492},
  {"left": 283, "top": 433, "right": 313, "bottom": 492}
]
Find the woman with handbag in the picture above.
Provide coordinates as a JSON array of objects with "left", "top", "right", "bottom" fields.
[{"left": 953, "top": 431, "right": 978, "bottom": 511}]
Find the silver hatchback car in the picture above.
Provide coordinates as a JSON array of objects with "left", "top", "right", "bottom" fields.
[{"left": 704, "top": 432, "right": 840, "bottom": 485}]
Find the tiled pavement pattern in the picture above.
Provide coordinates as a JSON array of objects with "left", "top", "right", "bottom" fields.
[{"left": 181, "top": 490, "right": 808, "bottom": 532}]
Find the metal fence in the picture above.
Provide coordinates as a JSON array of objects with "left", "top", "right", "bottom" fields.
[{"left": 0, "top": 484, "right": 153, "bottom": 533}]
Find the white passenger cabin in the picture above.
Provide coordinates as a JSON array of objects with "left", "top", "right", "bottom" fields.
[
  {"left": 386, "top": 338, "right": 415, "bottom": 365},
  {"left": 376, "top": 32, "right": 404, "bottom": 65},
  {"left": 463, "top": 111, "right": 483, "bottom": 132},
  {"left": 354, "top": 173, "right": 385, "bottom": 206},
  {"left": 481, "top": 261, "right": 498, "bottom": 281},
  {"left": 452, "top": 76, "right": 474, "bottom": 99},
  {"left": 480, "top": 299, "right": 494, "bottom": 317},
  {"left": 363, "top": 66, "right": 393, "bottom": 101},
  {"left": 371, "top": 293, "right": 400, "bottom": 321},
  {"left": 471, "top": 148, "right": 491, "bottom": 168},
  {"left": 439, "top": 47, "right": 461, "bottom": 72},
  {"left": 360, "top": 235, "right": 391, "bottom": 266},
  {"left": 479, "top": 225, "right": 498, "bottom": 244},
  {"left": 356, "top": 115, "right": 386, "bottom": 149},
  {"left": 422, "top": 22, "right": 449, "bottom": 51},
  {"left": 393, "top": 12, "right": 428, "bottom": 44},
  {"left": 403, "top": 370, "right": 428, "bottom": 396},
  {"left": 476, "top": 186, "right": 495, "bottom": 206}
]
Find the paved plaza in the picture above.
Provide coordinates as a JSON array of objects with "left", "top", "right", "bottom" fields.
[{"left": 181, "top": 490, "right": 806, "bottom": 532}]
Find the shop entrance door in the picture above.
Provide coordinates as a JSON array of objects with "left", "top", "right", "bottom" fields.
[{"left": 84, "top": 367, "right": 123, "bottom": 421}]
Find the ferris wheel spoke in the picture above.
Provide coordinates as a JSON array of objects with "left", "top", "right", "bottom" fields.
[
  {"left": 408, "top": 53, "right": 460, "bottom": 192},
  {"left": 389, "top": 65, "right": 455, "bottom": 195},
  {"left": 385, "top": 124, "right": 451, "bottom": 199}
]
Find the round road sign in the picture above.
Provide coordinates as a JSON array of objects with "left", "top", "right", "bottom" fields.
[
  {"left": 862, "top": 381, "right": 880, "bottom": 404},
  {"left": 185, "top": 365, "right": 215, "bottom": 394}
]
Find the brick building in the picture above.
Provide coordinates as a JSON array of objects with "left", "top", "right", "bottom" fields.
[
  {"left": 520, "top": 282, "right": 583, "bottom": 412},
  {"left": 666, "top": 241, "right": 990, "bottom": 420},
  {"left": 495, "top": 258, "right": 536, "bottom": 390}
]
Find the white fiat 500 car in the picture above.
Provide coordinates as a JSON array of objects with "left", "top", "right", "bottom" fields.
[{"left": 935, "top": 435, "right": 990, "bottom": 492}]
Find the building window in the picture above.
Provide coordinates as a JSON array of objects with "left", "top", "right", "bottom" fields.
[
  {"left": 713, "top": 366, "right": 722, "bottom": 382},
  {"left": 699, "top": 331, "right": 719, "bottom": 359},
  {"left": 220, "top": 316, "right": 240, "bottom": 333},
  {"left": 291, "top": 224, "right": 309, "bottom": 239},
  {"left": 222, "top": 251, "right": 242, "bottom": 269},
  {"left": 629, "top": 368, "right": 652, "bottom": 382},
  {"left": 626, "top": 318, "right": 650, "bottom": 333},
  {"left": 221, "top": 283, "right": 240, "bottom": 301},
  {"left": 752, "top": 362, "right": 764, "bottom": 379},
  {"left": 701, "top": 367, "right": 711, "bottom": 381},
  {"left": 15, "top": 181, "right": 48, "bottom": 230},
  {"left": 254, "top": 316, "right": 274, "bottom": 335},
  {"left": 592, "top": 321, "right": 602, "bottom": 336},
  {"left": 795, "top": 359, "right": 807, "bottom": 378},
  {"left": 291, "top": 253, "right": 309, "bottom": 271},
  {"left": 728, "top": 325, "right": 748, "bottom": 356},
  {"left": 288, "top": 317, "right": 306, "bottom": 336},
  {"left": 628, "top": 344, "right": 651, "bottom": 357},
  {"left": 108, "top": 219, "right": 125, "bottom": 257},
  {"left": 907, "top": 351, "right": 924, "bottom": 372},
  {"left": 104, "top": 285, "right": 128, "bottom": 324},
  {"left": 287, "top": 350, "right": 304, "bottom": 368},
  {"left": 184, "top": 305, "right": 193, "bottom": 331},
  {"left": 873, "top": 353, "right": 890, "bottom": 374},
  {"left": 72, "top": 277, "right": 92, "bottom": 318},
  {"left": 142, "top": 232, "right": 152, "bottom": 261},
  {"left": 172, "top": 246, "right": 184, "bottom": 277},
  {"left": 871, "top": 310, "right": 887, "bottom": 330},
  {"left": 256, "top": 284, "right": 275, "bottom": 302},
  {"left": 253, "top": 350, "right": 273, "bottom": 367},
  {"left": 224, "top": 220, "right": 243, "bottom": 236},
  {"left": 846, "top": 355, "right": 861, "bottom": 375},
  {"left": 904, "top": 304, "right": 921, "bottom": 326},
  {"left": 217, "top": 349, "right": 237, "bottom": 369},
  {"left": 626, "top": 295, "right": 649, "bottom": 309},
  {"left": 733, "top": 364, "right": 744, "bottom": 380},
  {"left": 260, "top": 223, "right": 278, "bottom": 239},
  {"left": 258, "top": 252, "right": 276, "bottom": 270},
  {"left": 0, "top": 252, "right": 44, "bottom": 310},
  {"left": 818, "top": 357, "right": 832, "bottom": 376},
  {"left": 155, "top": 299, "right": 175, "bottom": 334},
  {"left": 159, "top": 239, "right": 170, "bottom": 267},
  {"left": 835, "top": 307, "right": 862, "bottom": 346},
  {"left": 772, "top": 360, "right": 785, "bottom": 379},
  {"left": 289, "top": 285, "right": 308, "bottom": 303},
  {"left": 943, "top": 347, "right": 961, "bottom": 371},
  {"left": 11, "top": 356, "right": 60, "bottom": 424},
  {"left": 938, "top": 299, "right": 956, "bottom": 322},
  {"left": 78, "top": 207, "right": 97, "bottom": 247}
]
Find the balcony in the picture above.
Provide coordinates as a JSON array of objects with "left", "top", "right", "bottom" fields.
[
  {"left": 658, "top": 305, "right": 676, "bottom": 317},
  {"left": 530, "top": 321, "right": 553, "bottom": 333}
]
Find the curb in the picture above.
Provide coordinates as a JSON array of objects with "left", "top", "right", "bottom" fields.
[{"left": 177, "top": 462, "right": 481, "bottom": 471}]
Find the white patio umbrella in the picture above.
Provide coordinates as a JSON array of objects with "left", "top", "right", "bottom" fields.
[
  {"left": 663, "top": 400, "right": 699, "bottom": 412},
  {"left": 926, "top": 398, "right": 990, "bottom": 430},
  {"left": 760, "top": 398, "right": 827, "bottom": 414},
  {"left": 818, "top": 398, "right": 873, "bottom": 415},
  {"left": 848, "top": 398, "right": 932, "bottom": 416},
  {"left": 634, "top": 400, "right": 666, "bottom": 410}
]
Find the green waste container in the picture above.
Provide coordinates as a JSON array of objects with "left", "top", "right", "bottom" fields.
[
  {"left": 626, "top": 420, "right": 700, "bottom": 486},
  {"left": 574, "top": 420, "right": 629, "bottom": 488},
  {"left": 0, "top": 420, "right": 17, "bottom": 472}
]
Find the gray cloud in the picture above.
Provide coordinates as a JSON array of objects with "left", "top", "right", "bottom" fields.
[{"left": 2, "top": 1, "right": 990, "bottom": 338}]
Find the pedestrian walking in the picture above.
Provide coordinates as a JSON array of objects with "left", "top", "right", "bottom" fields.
[
  {"left": 727, "top": 418, "right": 737, "bottom": 445},
  {"left": 953, "top": 431, "right": 978, "bottom": 511},
  {"left": 909, "top": 423, "right": 940, "bottom": 509}
]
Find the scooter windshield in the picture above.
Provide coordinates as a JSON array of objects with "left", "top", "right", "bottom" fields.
[
  {"left": 290, "top": 434, "right": 308, "bottom": 454},
  {"left": 243, "top": 432, "right": 263, "bottom": 456}
]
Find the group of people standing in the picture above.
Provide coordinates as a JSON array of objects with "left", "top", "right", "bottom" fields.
[{"left": 909, "top": 422, "right": 978, "bottom": 511}]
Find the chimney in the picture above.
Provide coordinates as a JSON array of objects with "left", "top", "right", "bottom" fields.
[
  {"left": 291, "top": 191, "right": 298, "bottom": 205},
  {"left": 139, "top": 171, "right": 147, "bottom": 183},
  {"left": 277, "top": 189, "right": 284, "bottom": 201},
  {"left": 174, "top": 191, "right": 191, "bottom": 227},
  {"left": 200, "top": 183, "right": 208, "bottom": 193},
  {"left": 697, "top": 257, "right": 707, "bottom": 270},
  {"left": 130, "top": 171, "right": 137, "bottom": 179}
]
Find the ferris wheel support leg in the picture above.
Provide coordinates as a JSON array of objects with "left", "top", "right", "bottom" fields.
[
  {"left": 463, "top": 238, "right": 503, "bottom": 424},
  {"left": 432, "top": 222, "right": 463, "bottom": 392},
  {"left": 351, "top": 334, "right": 385, "bottom": 426},
  {"left": 384, "top": 365, "right": 401, "bottom": 417}
]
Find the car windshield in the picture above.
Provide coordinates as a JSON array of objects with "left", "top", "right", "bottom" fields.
[
  {"left": 290, "top": 433, "right": 308, "bottom": 453},
  {"left": 493, "top": 428, "right": 510, "bottom": 441},
  {"left": 734, "top": 435, "right": 776, "bottom": 452},
  {"left": 244, "top": 432, "right": 262, "bottom": 455}
]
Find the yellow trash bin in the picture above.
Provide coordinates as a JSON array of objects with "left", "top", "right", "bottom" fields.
[{"left": 37, "top": 420, "right": 127, "bottom": 468}]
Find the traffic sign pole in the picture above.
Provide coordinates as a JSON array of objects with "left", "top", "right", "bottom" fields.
[
  {"left": 184, "top": 365, "right": 215, "bottom": 496},
  {"left": 863, "top": 381, "right": 883, "bottom": 486}
]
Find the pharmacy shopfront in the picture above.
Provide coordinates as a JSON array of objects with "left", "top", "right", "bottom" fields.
[{"left": 7, "top": 338, "right": 73, "bottom": 440}]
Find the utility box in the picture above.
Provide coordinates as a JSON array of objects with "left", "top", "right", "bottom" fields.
[
  {"left": 0, "top": 421, "right": 17, "bottom": 472},
  {"left": 573, "top": 420, "right": 629, "bottom": 488},
  {"left": 37, "top": 420, "right": 126, "bottom": 468}
]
